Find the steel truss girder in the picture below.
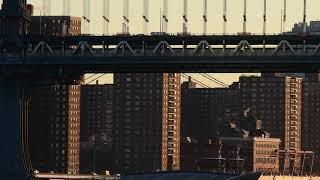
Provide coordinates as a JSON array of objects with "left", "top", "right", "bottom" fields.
[
  {"left": 72, "top": 41, "right": 94, "bottom": 56},
  {"left": 112, "top": 41, "right": 136, "bottom": 56},
  {"left": 192, "top": 40, "right": 214, "bottom": 56},
  {"left": 30, "top": 41, "right": 54, "bottom": 56},
  {"left": 232, "top": 40, "right": 255, "bottom": 56},
  {"left": 272, "top": 40, "right": 296, "bottom": 56},
  {"left": 152, "top": 41, "right": 174, "bottom": 56}
]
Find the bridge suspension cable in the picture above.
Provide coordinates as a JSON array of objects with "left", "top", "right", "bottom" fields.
[
  {"left": 182, "top": 74, "right": 211, "bottom": 88},
  {"left": 86, "top": 74, "right": 107, "bottom": 84},
  {"left": 143, "top": 0, "right": 149, "bottom": 34},
  {"left": 303, "top": 0, "right": 307, "bottom": 33},
  {"left": 62, "top": 0, "right": 70, "bottom": 16},
  {"left": 199, "top": 73, "right": 229, "bottom": 88},
  {"left": 82, "top": 0, "right": 91, "bottom": 34},
  {"left": 85, "top": 74, "right": 99, "bottom": 81},
  {"left": 263, "top": 0, "right": 267, "bottom": 35},
  {"left": 283, "top": 0, "right": 286, "bottom": 32},
  {"left": 183, "top": 0, "right": 188, "bottom": 34},
  {"left": 243, "top": 0, "right": 247, "bottom": 34},
  {"left": 203, "top": 0, "right": 207, "bottom": 35},
  {"left": 122, "top": 0, "right": 129, "bottom": 33},
  {"left": 162, "top": 0, "right": 168, "bottom": 33},
  {"left": 223, "top": 0, "right": 227, "bottom": 35},
  {"left": 103, "top": 0, "right": 110, "bottom": 35},
  {"left": 43, "top": 0, "right": 51, "bottom": 15}
]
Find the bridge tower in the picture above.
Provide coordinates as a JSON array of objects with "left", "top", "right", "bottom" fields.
[{"left": 0, "top": 0, "right": 32, "bottom": 179}]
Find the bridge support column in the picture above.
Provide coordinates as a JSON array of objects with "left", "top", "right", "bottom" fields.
[{"left": 0, "top": 77, "right": 29, "bottom": 179}]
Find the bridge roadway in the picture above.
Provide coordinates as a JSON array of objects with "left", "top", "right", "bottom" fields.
[{"left": 1, "top": 34, "right": 320, "bottom": 72}]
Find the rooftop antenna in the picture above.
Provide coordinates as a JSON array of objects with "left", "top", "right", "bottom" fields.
[
  {"left": 122, "top": 0, "right": 129, "bottom": 33},
  {"left": 203, "top": 0, "right": 207, "bottom": 35},
  {"left": 223, "top": 0, "right": 227, "bottom": 35},
  {"left": 263, "top": 0, "right": 267, "bottom": 35},
  {"left": 162, "top": 0, "right": 168, "bottom": 33},
  {"left": 103, "top": 0, "right": 110, "bottom": 35},
  {"left": 303, "top": 0, "right": 307, "bottom": 33},
  {"left": 283, "top": 0, "right": 286, "bottom": 32},
  {"left": 243, "top": 0, "right": 247, "bottom": 33},
  {"left": 143, "top": 0, "right": 149, "bottom": 34},
  {"left": 183, "top": 0, "right": 188, "bottom": 34},
  {"left": 82, "top": 0, "right": 91, "bottom": 34},
  {"left": 62, "top": 0, "right": 70, "bottom": 16}
]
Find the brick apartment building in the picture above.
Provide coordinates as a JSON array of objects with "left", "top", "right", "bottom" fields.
[
  {"left": 30, "top": 16, "right": 81, "bottom": 36},
  {"left": 181, "top": 78, "right": 240, "bottom": 138},
  {"left": 29, "top": 85, "right": 81, "bottom": 174},
  {"left": 80, "top": 83, "right": 113, "bottom": 173},
  {"left": 113, "top": 73, "right": 181, "bottom": 173}
]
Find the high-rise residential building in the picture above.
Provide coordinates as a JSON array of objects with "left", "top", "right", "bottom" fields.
[
  {"left": 181, "top": 78, "right": 240, "bottom": 138},
  {"left": 80, "top": 83, "right": 113, "bottom": 173},
  {"left": 30, "top": 16, "right": 81, "bottom": 36},
  {"left": 302, "top": 80, "right": 320, "bottom": 175},
  {"left": 29, "top": 85, "right": 81, "bottom": 174},
  {"left": 240, "top": 75, "right": 302, "bottom": 170},
  {"left": 80, "top": 83, "right": 113, "bottom": 144},
  {"left": 113, "top": 73, "right": 181, "bottom": 173}
]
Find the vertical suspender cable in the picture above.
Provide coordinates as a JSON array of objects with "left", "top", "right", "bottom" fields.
[
  {"left": 63, "top": 0, "right": 70, "bottom": 16},
  {"left": 223, "top": 0, "right": 227, "bottom": 35},
  {"left": 122, "top": 0, "right": 129, "bottom": 33},
  {"left": 203, "top": 0, "right": 207, "bottom": 35},
  {"left": 143, "top": 0, "right": 149, "bottom": 34},
  {"left": 183, "top": 0, "right": 188, "bottom": 34},
  {"left": 283, "top": 0, "right": 286, "bottom": 32},
  {"left": 243, "top": 0, "right": 247, "bottom": 33},
  {"left": 263, "top": 0, "right": 267, "bottom": 35},
  {"left": 103, "top": 0, "right": 110, "bottom": 35},
  {"left": 303, "top": 0, "right": 307, "bottom": 33},
  {"left": 162, "top": 0, "right": 168, "bottom": 33}
]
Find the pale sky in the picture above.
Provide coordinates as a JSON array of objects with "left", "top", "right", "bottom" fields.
[{"left": 27, "top": 0, "right": 320, "bottom": 35}]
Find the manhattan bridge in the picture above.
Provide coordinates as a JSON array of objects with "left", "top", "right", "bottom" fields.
[{"left": 1, "top": 0, "right": 320, "bottom": 178}]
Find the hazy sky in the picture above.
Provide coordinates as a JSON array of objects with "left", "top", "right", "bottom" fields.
[{"left": 27, "top": 0, "right": 320, "bottom": 35}]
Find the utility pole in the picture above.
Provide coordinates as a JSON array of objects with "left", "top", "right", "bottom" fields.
[
  {"left": 122, "top": 0, "right": 129, "bottom": 34},
  {"left": 243, "top": 0, "right": 247, "bottom": 33},
  {"left": 283, "top": 0, "right": 286, "bottom": 32},
  {"left": 162, "top": 0, "right": 168, "bottom": 33},
  {"left": 143, "top": 0, "right": 149, "bottom": 34},
  {"left": 303, "top": 0, "right": 307, "bottom": 33},
  {"left": 203, "top": 0, "right": 207, "bottom": 35},
  {"left": 263, "top": 0, "right": 267, "bottom": 35},
  {"left": 183, "top": 0, "right": 188, "bottom": 34},
  {"left": 103, "top": 0, "right": 110, "bottom": 35},
  {"left": 223, "top": 0, "right": 227, "bottom": 35}
]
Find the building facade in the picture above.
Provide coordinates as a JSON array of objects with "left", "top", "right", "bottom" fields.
[
  {"left": 113, "top": 73, "right": 180, "bottom": 173},
  {"left": 30, "top": 16, "right": 81, "bottom": 36},
  {"left": 29, "top": 85, "right": 81, "bottom": 174},
  {"left": 80, "top": 83, "right": 113, "bottom": 173},
  {"left": 181, "top": 78, "right": 240, "bottom": 138},
  {"left": 302, "top": 80, "right": 320, "bottom": 175},
  {"left": 240, "top": 75, "right": 302, "bottom": 151}
]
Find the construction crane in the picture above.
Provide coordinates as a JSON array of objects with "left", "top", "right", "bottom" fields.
[
  {"left": 143, "top": 0, "right": 149, "bottom": 34},
  {"left": 243, "top": 0, "right": 247, "bottom": 33},
  {"left": 62, "top": 0, "right": 70, "bottom": 16},
  {"left": 82, "top": 0, "right": 90, "bottom": 34},
  {"left": 102, "top": 0, "right": 110, "bottom": 35},
  {"left": 162, "top": 0, "right": 168, "bottom": 33},
  {"left": 263, "top": 0, "right": 267, "bottom": 35},
  {"left": 203, "top": 0, "right": 207, "bottom": 35},
  {"left": 223, "top": 0, "right": 227, "bottom": 35},
  {"left": 303, "top": 0, "right": 307, "bottom": 33},
  {"left": 122, "top": 0, "right": 129, "bottom": 34},
  {"left": 182, "top": 0, "right": 188, "bottom": 34}
]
